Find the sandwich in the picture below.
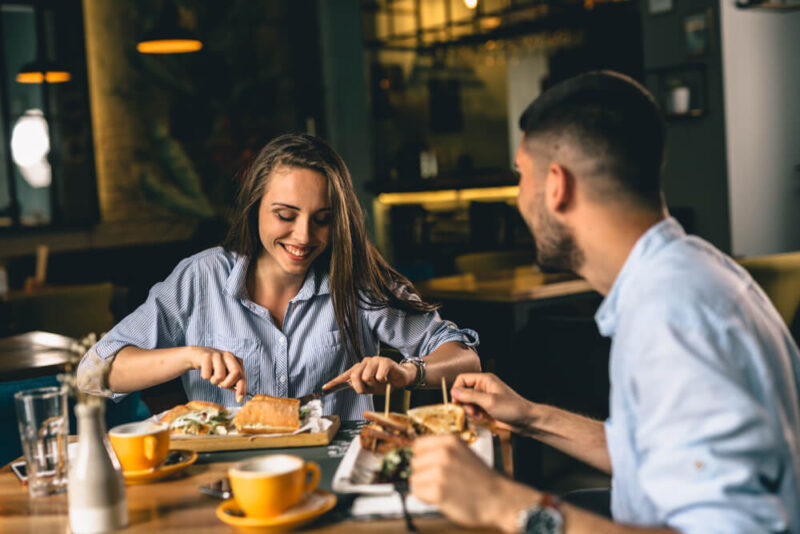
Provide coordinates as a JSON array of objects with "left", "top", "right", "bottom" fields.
[
  {"left": 233, "top": 394, "right": 301, "bottom": 434},
  {"left": 408, "top": 403, "right": 476, "bottom": 443},
  {"left": 161, "top": 400, "right": 232, "bottom": 435},
  {"left": 359, "top": 411, "right": 417, "bottom": 454}
]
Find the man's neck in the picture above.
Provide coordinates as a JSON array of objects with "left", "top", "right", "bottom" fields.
[{"left": 575, "top": 207, "right": 665, "bottom": 296}]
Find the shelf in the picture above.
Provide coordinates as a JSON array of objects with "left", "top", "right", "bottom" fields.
[{"left": 735, "top": 1, "right": 800, "bottom": 10}]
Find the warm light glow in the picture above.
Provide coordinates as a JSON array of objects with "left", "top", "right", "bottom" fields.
[
  {"left": 11, "top": 109, "right": 52, "bottom": 188},
  {"left": 16, "top": 70, "right": 71, "bottom": 84},
  {"left": 137, "top": 39, "right": 203, "bottom": 54},
  {"left": 377, "top": 186, "right": 519, "bottom": 205},
  {"left": 464, "top": 0, "right": 478, "bottom": 8}
]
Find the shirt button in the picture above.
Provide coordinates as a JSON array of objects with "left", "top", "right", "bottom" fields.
[
  {"left": 279, "top": 375, "right": 287, "bottom": 383},
  {"left": 279, "top": 337, "right": 287, "bottom": 346}
]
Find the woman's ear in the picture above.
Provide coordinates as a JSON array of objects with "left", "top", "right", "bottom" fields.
[{"left": 545, "top": 163, "right": 575, "bottom": 213}]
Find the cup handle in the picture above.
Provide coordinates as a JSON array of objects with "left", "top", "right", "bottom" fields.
[
  {"left": 144, "top": 436, "right": 157, "bottom": 461},
  {"left": 304, "top": 461, "right": 321, "bottom": 493}
]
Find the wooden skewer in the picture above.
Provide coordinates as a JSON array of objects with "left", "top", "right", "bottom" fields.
[
  {"left": 441, "top": 377, "right": 448, "bottom": 405},
  {"left": 385, "top": 383, "right": 391, "bottom": 417}
]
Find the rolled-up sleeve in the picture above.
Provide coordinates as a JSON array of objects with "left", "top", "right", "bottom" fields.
[
  {"left": 629, "top": 319, "right": 789, "bottom": 534},
  {"left": 362, "top": 294, "right": 479, "bottom": 358}
]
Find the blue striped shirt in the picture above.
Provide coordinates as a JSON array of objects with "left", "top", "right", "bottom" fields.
[
  {"left": 598, "top": 218, "right": 800, "bottom": 533},
  {"left": 86, "top": 247, "right": 479, "bottom": 419}
]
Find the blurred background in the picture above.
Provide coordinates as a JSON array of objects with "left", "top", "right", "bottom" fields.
[{"left": 0, "top": 0, "right": 799, "bottom": 488}]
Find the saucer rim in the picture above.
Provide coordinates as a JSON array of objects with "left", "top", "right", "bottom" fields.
[
  {"left": 122, "top": 449, "right": 198, "bottom": 480},
  {"left": 215, "top": 489, "right": 337, "bottom": 527}
]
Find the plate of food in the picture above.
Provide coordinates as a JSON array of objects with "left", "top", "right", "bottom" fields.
[
  {"left": 150, "top": 394, "right": 340, "bottom": 452},
  {"left": 332, "top": 403, "right": 493, "bottom": 496}
]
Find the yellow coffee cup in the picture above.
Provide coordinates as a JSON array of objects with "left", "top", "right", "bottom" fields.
[
  {"left": 228, "top": 454, "right": 321, "bottom": 518},
  {"left": 108, "top": 421, "right": 170, "bottom": 472}
]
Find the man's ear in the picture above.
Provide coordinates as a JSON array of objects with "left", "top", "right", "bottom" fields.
[{"left": 545, "top": 162, "right": 574, "bottom": 214}]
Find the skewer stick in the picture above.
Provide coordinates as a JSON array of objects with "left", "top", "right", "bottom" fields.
[
  {"left": 385, "top": 383, "right": 391, "bottom": 417},
  {"left": 442, "top": 377, "right": 448, "bottom": 405}
]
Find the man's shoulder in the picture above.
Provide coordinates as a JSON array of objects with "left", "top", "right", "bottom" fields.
[{"left": 620, "top": 236, "right": 748, "bottom": 328}]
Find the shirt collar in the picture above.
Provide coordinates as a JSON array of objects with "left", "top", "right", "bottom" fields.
[
  {"left": 223, "top": 255, "right": 331, "bottom": 302},
  {"left": 594, "top": 217, "right": 685, "bottom": 337}
]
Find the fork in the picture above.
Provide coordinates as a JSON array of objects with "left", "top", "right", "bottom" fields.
[{"left": 394, "top": 480, "right": 418, "bottom": 532}]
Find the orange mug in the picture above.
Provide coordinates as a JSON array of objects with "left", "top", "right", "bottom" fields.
[
  {"left": 228, "top": 454, "right": 320, "bottom": 518},
  {"left": 108, "top": 421, "right": 170, "bottom": 472}
]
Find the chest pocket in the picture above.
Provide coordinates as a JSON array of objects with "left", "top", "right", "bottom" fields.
[
  {"left": 302, "top": 330, "right": 351, "bottom": 379},
  {"left": 208, "top": 334, "right": 262, "bottom": 394}
]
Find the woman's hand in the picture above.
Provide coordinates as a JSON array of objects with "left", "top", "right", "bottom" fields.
[
  {"left": 323, "top": 356, "right": 417, "bottom": 394},
  {"left": 187, "top": 346, "right": 248, "bottom": 402},
  {"left": 450, "top": 372, "right": 537, "bottom": 435}
]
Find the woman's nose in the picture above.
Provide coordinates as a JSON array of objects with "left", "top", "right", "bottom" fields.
[{"left": 292, "top": 218, "right": 312, "bottom": 242}]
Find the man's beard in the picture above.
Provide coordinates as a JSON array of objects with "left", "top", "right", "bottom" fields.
[{"left": 528, "top": 193, "right": 584, "bottom": 274}]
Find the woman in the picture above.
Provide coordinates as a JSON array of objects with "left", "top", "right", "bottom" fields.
[{"left": 78, "top": 134, "right": 479, "bottom": 418}]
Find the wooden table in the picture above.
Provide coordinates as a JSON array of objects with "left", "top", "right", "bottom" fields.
[
  {"left": 417, "top": 265, "right": 593, "bottom": 304},
  {"left": 0, "top": 331, "right": 76, "bottom": 382},
  {"left": 0, "top": 421, "right": 494, "bottom": 533}
]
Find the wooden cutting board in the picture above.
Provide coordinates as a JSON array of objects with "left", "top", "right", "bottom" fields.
[{"left": 168, "top": 415, "right": 341, "bottom": 452}]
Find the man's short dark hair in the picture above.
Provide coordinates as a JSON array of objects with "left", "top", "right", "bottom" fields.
[{"left": 518, "top": 71, "right": 666, "bottom": 209}]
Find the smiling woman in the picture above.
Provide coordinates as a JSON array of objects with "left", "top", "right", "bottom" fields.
[{"left": 78, "top": 134, "right": 481, "bottom": 420}]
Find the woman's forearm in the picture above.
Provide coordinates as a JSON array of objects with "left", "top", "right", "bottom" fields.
[
  {"left": 419, "top": 341, "right": 482, "bottom": 388},
  {"left": 108, "top": 346, "right": 195, "bottom": 393}
]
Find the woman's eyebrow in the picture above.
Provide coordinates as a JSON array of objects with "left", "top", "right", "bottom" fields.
[{"left": 271, "top": 203, "right": 332, "bottom": 213}]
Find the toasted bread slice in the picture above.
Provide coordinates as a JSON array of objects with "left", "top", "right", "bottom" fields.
[
  {"left": 160, "top": 404, "right": 192, "bottom": 425},
  {"left": 233, "top": 395, "right": 300, "bottom": 434},
  {"left": 363, "top": 411, "right": 416, "bottom": 436},
  {"left": 407, "top": 403, "right": 466, "bottom": 434}
]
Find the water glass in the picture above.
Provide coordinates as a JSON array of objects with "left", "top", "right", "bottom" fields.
[{"left": 14, "top": 386, "right": 69, "bottom": 497}]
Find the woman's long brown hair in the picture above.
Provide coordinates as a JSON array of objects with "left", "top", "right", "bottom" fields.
[{"left": 223, "top": 133, "right": 438, "bottom": 358}]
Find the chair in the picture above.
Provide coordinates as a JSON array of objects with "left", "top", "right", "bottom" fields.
[
  {"left": 737, "top": 251, "right": 800, "bottom": 328},
  {"left": 454, "top": 249, "right": 535, "bottom": 275},
  {"left": 4, "top": 282, "right": 119, "bottom": 338}
]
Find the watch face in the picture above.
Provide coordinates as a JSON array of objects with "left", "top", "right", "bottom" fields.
[{"left": 525, "top": 507, "right": 563, "bottom": 534}]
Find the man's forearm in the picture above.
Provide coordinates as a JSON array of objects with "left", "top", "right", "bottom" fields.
[
  {"left": 524, "top": 403, "right": 612, "bottom": 474},
  {"left": 492, "top": 479, "right": 676, "bottom": 534}
]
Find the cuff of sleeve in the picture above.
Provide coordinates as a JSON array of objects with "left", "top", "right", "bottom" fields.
[
  {"left": 440, "top": 326, "right": 480, "bottom": 349},
  {"left": 77, "top": 343, "right": 128, "bottom": 401}
]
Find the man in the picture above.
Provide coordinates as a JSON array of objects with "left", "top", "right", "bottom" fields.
[{"left": 410, "top": 71, "right": 800, "bottom": 534}]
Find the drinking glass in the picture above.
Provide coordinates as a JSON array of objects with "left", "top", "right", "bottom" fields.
[{"left": 14, "top": 386, "right": 69, "bottom": 497}]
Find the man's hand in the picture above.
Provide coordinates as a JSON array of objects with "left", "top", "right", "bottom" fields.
[
  {"left": 451, "top": 372, "right": 536, "bottom": 435},
  {"left": 323, "top": 356, "right": 416, "bottom": 394},
  {"left": 410, "top": 434, "right": 542, "bottom": 532},
  {"left": 188, "top": 346, "right": 248, "bottom": 402}
]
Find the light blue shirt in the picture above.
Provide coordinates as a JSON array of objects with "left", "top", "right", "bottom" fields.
[
  {"left": 88, "top": 247, "right": 479, "bottom": 419},
  {"left": 596, "top": 218, "right": 800, "bottom": 534}
]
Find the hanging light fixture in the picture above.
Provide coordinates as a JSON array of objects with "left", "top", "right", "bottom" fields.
[
  {"left": 16, "top": 59, "right": 71, "bottom": 84},
  {"left": 16, "top": 1, "right": 71, "bottom": 84},
  {"left": 137, "top": 3, "right": 202, "bottom": 54}
]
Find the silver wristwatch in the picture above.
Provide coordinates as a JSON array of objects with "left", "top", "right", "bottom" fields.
[
  {"left": 517, "top": 494, "right": 564, "bottom": 534},
  {"left": 399, "top": 356, "right": 427, "bottom": 389}
]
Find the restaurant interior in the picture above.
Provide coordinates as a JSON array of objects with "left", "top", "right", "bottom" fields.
[{"left": 1, "top": 0, "right": 799, "bottom": 531}]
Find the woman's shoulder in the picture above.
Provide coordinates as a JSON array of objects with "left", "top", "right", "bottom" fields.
[{"left": 175, "top": 246, "right": 242, "bottom": 276}]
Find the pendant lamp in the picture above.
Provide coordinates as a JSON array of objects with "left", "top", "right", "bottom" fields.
[
  {"left": 16, "top": 2, "right": 70, "bottom": 84},
  {"left": 137, "top": 3, "right": 202, "bottom": 54}
]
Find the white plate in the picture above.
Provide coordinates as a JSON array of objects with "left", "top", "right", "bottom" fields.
[{"left": 332, "top": 425, "right": 494, "bottom": 495}]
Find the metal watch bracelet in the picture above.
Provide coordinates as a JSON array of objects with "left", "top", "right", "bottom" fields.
[{"left": 399, "top": 356, "right": 427, "bottom": 389}]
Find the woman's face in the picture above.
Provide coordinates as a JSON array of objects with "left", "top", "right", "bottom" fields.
[{"left": 256, "top": 165, "right": 332, "bottom": 279}]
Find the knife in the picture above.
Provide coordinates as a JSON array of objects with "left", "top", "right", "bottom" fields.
[{"left": 296, "top": 381, "right": 352, "bottom": 405}]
